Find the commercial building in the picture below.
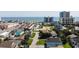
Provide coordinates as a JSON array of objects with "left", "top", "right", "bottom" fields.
[
  {"left": 44, "top": 17, "right": 53, "bottom": 23},
  {"left": 60, "top": 11, "right": 74, "bottom": 26}
]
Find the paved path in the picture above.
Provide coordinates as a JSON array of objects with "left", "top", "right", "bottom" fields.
[{"left": 29, "top": 32, "right": 39, "bottom": 48}]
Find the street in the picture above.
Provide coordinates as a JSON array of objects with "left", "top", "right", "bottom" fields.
[{"left": 29, "top": 32, "right": 39, "bottom": 48}]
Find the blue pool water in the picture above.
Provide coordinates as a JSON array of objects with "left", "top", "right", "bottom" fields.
[{"left": 15, "top": 30, "right": 22, "bottom": 36}]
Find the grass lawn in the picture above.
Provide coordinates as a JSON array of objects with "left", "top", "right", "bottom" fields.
[
  {"left": 31, "top": 33, "right": 35, "bottom": 38},
  {"left": 50, "top": 26, "right": 54, "bottom": 29},
  {"left": 27, "top": 38, "right": 33, "bottom": 45},
  {"left": 37, "top": 39, "right": 45, "bottom": 45},
  {"left": 63, "top": 43, "right": 72, "bottom": 48}
]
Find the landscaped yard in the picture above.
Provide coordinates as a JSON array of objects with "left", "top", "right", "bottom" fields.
[
  {"left": 63, "top": 43, "right": 72, "bottom": 48},
  {"left": 50, "top": 26, "right": 55, "bottom": 30},
  {"left": 27, "top": 38, "right": 33, "bottom": 45},
  {"left": 31, "top": 32, "right": 36, "bottom": 38},
  {"left": 36, "top": 39, "right": 45, "bottom": 45}
]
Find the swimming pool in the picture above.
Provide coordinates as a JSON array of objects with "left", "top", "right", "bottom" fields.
[{"left": 15, "top": 30, "right": 24, "bottom": 37}]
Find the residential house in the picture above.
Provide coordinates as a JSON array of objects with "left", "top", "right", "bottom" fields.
[
  {"left": 0, "top": 40, "right": 21, "bottom": 48},
  {"left": 69, "top": 34, "right": 79, "bottom": 48},
  {"left": 46, "top": 37, "right": 62, "bottom": 48}
]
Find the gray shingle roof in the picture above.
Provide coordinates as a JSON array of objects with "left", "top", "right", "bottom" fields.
[{"left": 46, "top": 37, "right": 61, "bottom": 42}]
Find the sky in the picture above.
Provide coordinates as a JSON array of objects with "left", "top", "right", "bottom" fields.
[
  {"left": 0, "top": 11, "right": 79, "bottom": 17},
  {"left": 0, "top": 11, "right": 58, "bottom": 17}
]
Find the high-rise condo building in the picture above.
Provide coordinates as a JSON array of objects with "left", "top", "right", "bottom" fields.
[
  {"left": 44, "top": 17, "right": 53, "bottom": 23},
  {"left": 60, "top": 11, "right": 74, "bottom": 26}
]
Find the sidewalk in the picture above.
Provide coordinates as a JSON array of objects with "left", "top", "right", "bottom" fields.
[{"left": 29, "top": 32, "right": 39, "bottom": 48}]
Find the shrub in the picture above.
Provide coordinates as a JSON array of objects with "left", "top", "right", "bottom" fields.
[
  {"left": 27, "top": 39, "right": 33, "bottom": 45},
  {"left": 37, "top": 39, "right": 45, "bottom": 45},
  {"left": 31, "top": 33, "right": 35, "bottom": 38},
  {"left": 63, "top": 43, "right": 72, "bottom": 48}
]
